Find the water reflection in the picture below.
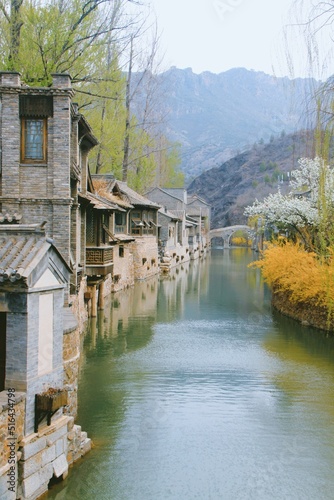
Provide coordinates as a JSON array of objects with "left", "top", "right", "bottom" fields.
[
  {"left": 47, "top": 250, "right": 334, "bottom": 500},
  {"left": 264, "top": 312, "right": 334, "bottom": 419}
]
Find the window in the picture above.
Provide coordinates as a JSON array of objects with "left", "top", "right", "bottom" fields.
[
  {"left": 86, "top": 209, "right": 96, "bottom": 245},
  {"left": 21, "top": 118, "right": 47, "bottom": 163},
  {"left": 115, "top": 212, "right": 126, "bottom": 226},
  {"left": 119, "top": 246, "right": 124, "bottom": 258},
  {"left": 115, "top": 212, "right": 126, "bottom": 233}
]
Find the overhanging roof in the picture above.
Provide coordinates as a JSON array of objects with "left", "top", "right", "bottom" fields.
[
  {"left": 0, "top": 224, "right": 71, "bottom": 284},
  {"left": 79, "top": 191, "right": 125, "bottom": 211}
]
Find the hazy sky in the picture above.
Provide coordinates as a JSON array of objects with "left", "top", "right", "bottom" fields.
[{"left": 146, "top": 0, "right": 331, "bottom": 79}]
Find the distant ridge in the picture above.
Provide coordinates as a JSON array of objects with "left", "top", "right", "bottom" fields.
[
  {"left": 137, "top": 67, "right": 320, "bottom": 181},
  {"left": 187, "top": 130, "right": 316, "bottom": 228}
]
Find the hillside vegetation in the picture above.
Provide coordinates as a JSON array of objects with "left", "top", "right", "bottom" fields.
[{"left": 188, "top": 130, "right": 316, "bottom": 228}]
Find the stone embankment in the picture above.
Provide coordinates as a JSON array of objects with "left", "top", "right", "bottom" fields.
[
  {"left": 272, "top": 290, "right": 334, "bottom": 333},
  {"left": 0, "top": 394, "right": 91, "bottom": 500}
]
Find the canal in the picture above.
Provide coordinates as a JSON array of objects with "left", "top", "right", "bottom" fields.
[{"left": 48, "top": 248, "right": 334, "bottom": 499}]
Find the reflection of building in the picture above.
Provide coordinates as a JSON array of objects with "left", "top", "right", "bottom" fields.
[{"left": 87, "top": 276, "right": 159, "bottom": 356}]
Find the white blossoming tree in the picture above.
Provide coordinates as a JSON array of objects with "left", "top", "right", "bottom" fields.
[{"left": 244, "top": 157, "right": 334, "bottom": 252}]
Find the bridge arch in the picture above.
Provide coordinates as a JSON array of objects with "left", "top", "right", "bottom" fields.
[{"left": 209, "top": 225, "right": 256, "bottom": 248}]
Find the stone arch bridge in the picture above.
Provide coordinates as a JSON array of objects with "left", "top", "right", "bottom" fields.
[{"left": 209, "top": 225, "right": 256, "bottom": 248}]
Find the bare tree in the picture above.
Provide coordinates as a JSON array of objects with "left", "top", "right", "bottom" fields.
[
  {"left": 281, "top": 1, "right": 334, "bottom": 159},
  {"left": 122, "top": 34, "right": 133, "bottom": 181}
]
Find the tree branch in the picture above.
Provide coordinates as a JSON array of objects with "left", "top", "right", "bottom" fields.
[{"left": 0, "top": 1, "right": 10, "bottom": 22}]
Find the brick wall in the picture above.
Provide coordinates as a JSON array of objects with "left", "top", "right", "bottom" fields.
[{"left": 0, "top": 75, "right": 74, "bottom": 266}]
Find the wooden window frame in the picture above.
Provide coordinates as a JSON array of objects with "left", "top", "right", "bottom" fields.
[{"left": 21, "top": 117, "right": 47, "bottom": 164}]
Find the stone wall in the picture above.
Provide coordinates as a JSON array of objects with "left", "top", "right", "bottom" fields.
[
  {"left": 69, "top": 277, "right": 88, "bottom": 330},
  {"left": 0, "top": 392, "right": 91, "bottom": 500},
  {"left": 131, "top": 237, "right": 159, "bottom": 281},
  {"left": 111, "top": 244, "right": 135, "bottom": 292},
  {"left": 17, "top": 415, "right": 91, "bottom": 500},
  {"left": 63, "top": 319, "right": 81, "bottom": 418},
  {"left": 272, "top": 290, "right": 334, "bottom": 333}
]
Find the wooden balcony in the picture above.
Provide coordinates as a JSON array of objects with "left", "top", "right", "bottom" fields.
[{"left": 86, "top": 246, "right": 113, "bottom": 276}]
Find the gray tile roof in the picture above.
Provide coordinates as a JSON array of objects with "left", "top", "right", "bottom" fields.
[
  {"left": 158, "top": 207, "right": 181, "bottom": 220},
  {"left": 0, "top": 224, "right": 68, "bottom": 282},
  {"left": 79, "top": 191, "right": 125, "bottom": 211},
  {"left": 117, "top": 181, "right": 161, "bottom": 208}
]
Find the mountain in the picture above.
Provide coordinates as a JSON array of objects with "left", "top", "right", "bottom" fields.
[
  {"left": 153, "top": 67, "right": 320, "bottom": 181},
  {"left": 187, "top": 130, "right": 316, "bottom": 229}
]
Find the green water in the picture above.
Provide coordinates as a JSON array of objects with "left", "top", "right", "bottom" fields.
[{"left": 47, "top": 249, "right": 334, "bottom": 500}]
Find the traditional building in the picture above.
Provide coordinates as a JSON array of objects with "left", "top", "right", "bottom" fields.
[
  {"left": 145, "top": 187, "right": 211, "bottom": 265},
  {"left": 0, "top": 71, "right": 100, "bottom": 305},
  {"left": 0, "top": 72, "right": 97, "bottom": 499},
  {"left": 145, "top": 187, "right": 190, "bottom": 264},
  {"left": 92, "top": 175, "right": 161, "bottom": 284},
  {"left": 0, "top": 223, "right": 92, "bottom": 500},
  {"left": 187, "top": 194, "right": 211, "bottom": 255}
]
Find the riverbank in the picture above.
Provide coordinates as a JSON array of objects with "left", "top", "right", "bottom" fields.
[{"left": 271, "top": 289, "right": 334, "bottom": 334}]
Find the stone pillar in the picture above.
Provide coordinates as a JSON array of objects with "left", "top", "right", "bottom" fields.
[
  {"left": 0, "top": 76, "right": 20, "bottom": 206},
  {"left": 91, "top": 285, "right": 97, "bottom": 317},
  {"left": 51, "top": 73, "right": 72, "bottom": 89},
  {"left": 0, "top": 71, "right": 21, "bottom": 87},
  {"left": 98, "top": 281, "right": 105, "bottom": 310},
  {"left": 51, "top": 76, "right": 73, "bottom": 266}
]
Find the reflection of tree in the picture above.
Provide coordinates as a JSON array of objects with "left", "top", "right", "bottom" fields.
[
  {"left": 263, "top": 313, "right": 334, "bottom": 417},
  {"left": 204, "top": 249, "right": 269, "bottom": 319}
]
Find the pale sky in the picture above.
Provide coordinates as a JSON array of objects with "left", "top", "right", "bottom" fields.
[{"left": 145, "top": 0, "right": 333, "bottom": 79}]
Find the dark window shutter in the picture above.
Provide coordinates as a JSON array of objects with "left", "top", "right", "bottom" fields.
[{"left": 20, "top": 96, "right": 53, "bottom": 117}]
